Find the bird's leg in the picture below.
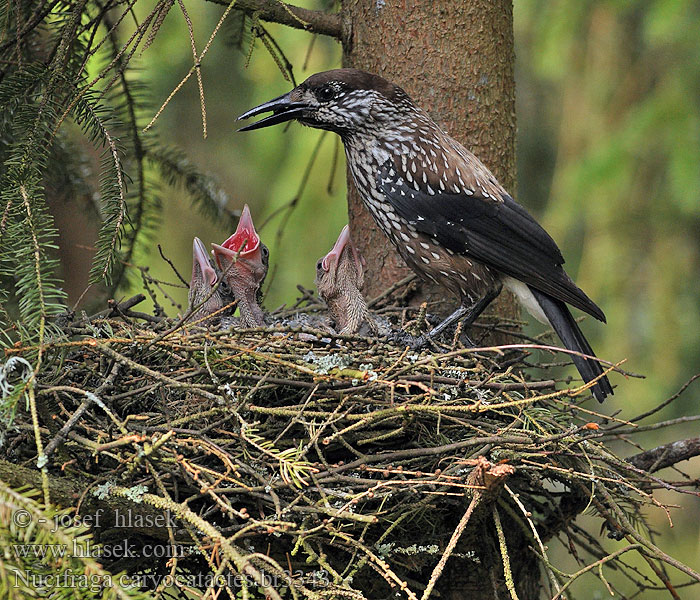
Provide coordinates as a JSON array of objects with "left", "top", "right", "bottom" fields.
[
  {"left": 393, "top": 283, "right": 503, "bottom": 350},
  {"left": 430, "top": 283, "right": 503, "bottom": 345},
  {"left": 424, "top": 304, "right": 472, "bottom": 342}
]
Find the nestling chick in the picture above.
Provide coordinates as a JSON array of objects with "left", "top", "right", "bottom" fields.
[
  {"left": 315, "top": 225, "right": 369, "bottom": 335},
  {"left": 188, "top": 237, "right": 234, "bottom": 324},
  {"left": 211, "top": 204, "right": 269, "bottom": 328}
]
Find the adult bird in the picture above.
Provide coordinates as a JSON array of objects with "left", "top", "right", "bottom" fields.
[
  {"left": 211, "top": 204, "right": 269, "bottom": 328},
  {"left": 237, "top": 69, "right": 613, "bottom": 402},
  {"left": 188, "top": 236, "right": 234, "bottom": 324}
]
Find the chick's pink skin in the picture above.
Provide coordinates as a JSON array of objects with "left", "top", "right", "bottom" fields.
[{"left": 211, "top": 204, "right": 267, "bottom": 327}]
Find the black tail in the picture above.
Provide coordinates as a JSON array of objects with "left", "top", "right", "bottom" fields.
[{"left": 529, "top": 287, "right": 613, "bottom": 403}]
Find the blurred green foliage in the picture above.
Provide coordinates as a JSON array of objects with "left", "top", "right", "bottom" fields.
[{"left": 514, "top": 1, "right": 700, "bottom": 594}]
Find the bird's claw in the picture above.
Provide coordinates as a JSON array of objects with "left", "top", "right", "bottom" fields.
[{"left": 388, "top": 330, "right": 430, "bottom": 350}]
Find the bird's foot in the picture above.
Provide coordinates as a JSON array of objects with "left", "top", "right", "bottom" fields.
[
  {"left": 388, "top": 327, "right": 476, "bottom": 352},
  {"left": 388, "top": 330, "right": 431, "bottom": 350}
]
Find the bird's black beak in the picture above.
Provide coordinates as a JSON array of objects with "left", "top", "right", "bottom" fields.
[{"left": 237, "top": 92, "right": 309, "bottom": 132}]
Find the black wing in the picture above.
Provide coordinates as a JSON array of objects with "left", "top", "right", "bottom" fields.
[{"left": 377, "top": 161, "right": 605, "bottom": 321}]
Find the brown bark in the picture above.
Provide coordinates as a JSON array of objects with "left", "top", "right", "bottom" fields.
[
  {"left": 628, "top": 436, "right": 700, "bottom": 473},
  {"left": 341, "top": 0, "right": 519, "bottom": 328}
]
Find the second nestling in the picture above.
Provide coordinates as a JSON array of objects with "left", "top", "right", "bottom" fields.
[
  {"left": 187, "top": 204, "right": 268, "bottom": 328},
  {"left": 188, "top": 236, "right": 235, "bottom": 325},
  {"left": 211, "top": 204, "right": 269, "bottom": 328}
]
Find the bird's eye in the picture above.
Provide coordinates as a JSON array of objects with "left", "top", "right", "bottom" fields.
[
  {"left": 261, "top": 245, "right": 269, "bottom": 259},
  {"left": 317, "top": 85, "right": 336, "bottom": 102},
  {"left": 316, "top": 259, "right": 324, "bottom": 271}
]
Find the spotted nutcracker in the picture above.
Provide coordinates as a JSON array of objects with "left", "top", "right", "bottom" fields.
[
  {"left": 238, "top": 69, "right": 613, "bottom": 402},
  {"left": 188, "top": 236, "right": 234, "bottom": 324},
  {"left": 211, "top": 204, "right": 269, "bottom": 328}
]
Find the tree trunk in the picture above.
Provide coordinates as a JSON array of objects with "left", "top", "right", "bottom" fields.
[
  {"left": 341, "top": 0, "right": 520, "bottom": 329},
  {"left": 340, "top": 2, "right": 537, "bottom": 597}
]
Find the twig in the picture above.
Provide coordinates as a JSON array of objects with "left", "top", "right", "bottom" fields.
[
  {"left": 421, "top": 491, "right": 481, "bottom": 600},
  {"left": 44, "top": 362, "right": 122, "bottom": 457},
  {"left": 493, "top": 506, "right": 520, "bottom": 600},
  {"left": 158, "top": 244, "right": 189, "bottom": 287},
  {"left": 203, "top": 0, "right": 341, "bottom": 38}
]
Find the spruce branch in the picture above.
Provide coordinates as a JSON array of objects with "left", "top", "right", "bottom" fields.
[{"left": 71, "top": 92, "right": 128, "bottom": 287}]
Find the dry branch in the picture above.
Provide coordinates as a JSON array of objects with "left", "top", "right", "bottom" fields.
[
  {"left": 205, "top": 0, "right": 342, "bottom": 38},
  {"left": 628, "top": 436, "right": 700, "bottom": 473}
]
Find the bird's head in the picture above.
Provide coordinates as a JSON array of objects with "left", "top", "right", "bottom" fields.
[
  {"left": 211, "top": 204, "right": 269, "bottom": 296},
  {"left": 238, "top": 69, "right": 409, "bottom": 135},
  {"left": 315, "top": 225, "right": 367, "bottom": 334},
  {"left": 188, "top": 236, "right": 233, "bottom": 322}
]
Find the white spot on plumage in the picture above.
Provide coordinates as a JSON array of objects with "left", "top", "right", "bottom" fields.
[
  {"left": 400, "top": 232, "right": 410, "bottom": 242},
  {"left": 431, "top": 252, "right": 440, "bottom": 260},
  {"left": 421, "top": 256, "right": 430, "bottom": 264},
  {"left": 406, "top": 245, "right": 415, "bottom": 254},
  {"left": 420, "top": 242, "right": 429, "bottom": 249}
]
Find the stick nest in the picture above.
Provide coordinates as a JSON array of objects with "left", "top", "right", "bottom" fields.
[{"left": 1, "top": 295, "right": 690, "bottom": 600}]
